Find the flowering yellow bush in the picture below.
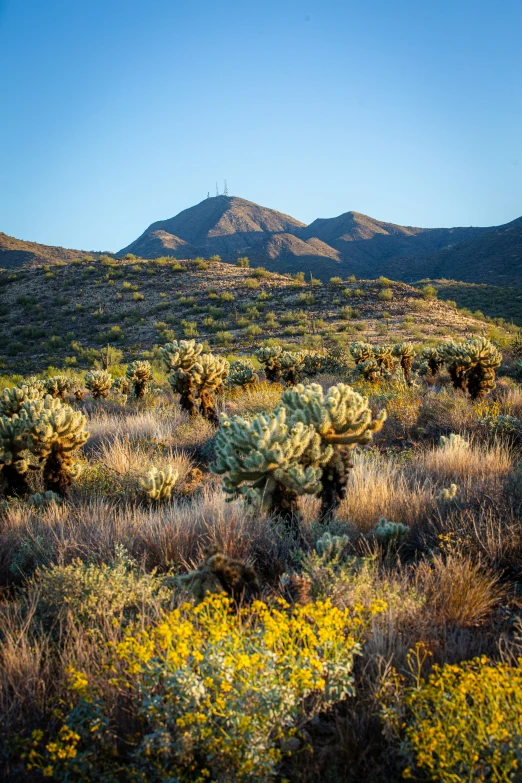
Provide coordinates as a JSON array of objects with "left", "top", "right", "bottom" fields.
[
  {"left": 402, "top": 656, "right": 522, "bottom": 782},
  {"left": 26, "top": 593, "right": 384, "bottom": 782}
]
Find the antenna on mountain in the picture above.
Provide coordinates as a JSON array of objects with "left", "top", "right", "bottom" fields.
[
  {"left": 224, "top": 179, "right": 229, "bottom": 196},
  {"left": 215, "top": 182, "right": 219, "bottom": 197},
  {"left": 207, "top": 191, "right": 210, "bottom": 199}
]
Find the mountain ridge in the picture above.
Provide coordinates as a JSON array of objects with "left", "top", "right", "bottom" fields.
[{"left": 2, "top": 196, "right": 521, "bottom": 285}]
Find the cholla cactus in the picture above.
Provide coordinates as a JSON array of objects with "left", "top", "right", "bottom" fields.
[
  {"left": 161, "top": 339, "right": 203, "bottom": 372},
  {"left": 112, "top": 376, "right": 131, "bottom": 404},
  {"left": 439, "top": 433, "right": 469, "bottom": 450},
  {"left": 140, "top": 465, "right": 179, "bottom": 502},
  {"left": 255, "top": 346, "right": 283, "bottom": 382},
  {"left": 0, "top": 384, "right": 44, "bottom": 417},
  {"left": 372, "top": 518, "right": 409, "bottom": 553},
  {"left": 71, "top": 384, "right": 85, "bottom": 401},
  {"left": 435, "top": 483, "right": 458, "bottom": 503},
  {"left": 23, "top": 396, "right": 89, "bottom": 497},
  {"left": 165, "top": 340, "right": 228, "bottom": 422},
  {"left": 392, "top": 342, "right": 416, "bottom": 385},
  {"left": 227, "top": 359, "right": 259, "bottom": 388},
  {"left": 374, "top": 344, "right": 395, "bottom": 373},
  {"left": 28, "top": 490, "right": 62, "bottom": 508},
  {"left": 350, "top": 342, "right": 373, "bottom": 364},
  {"left": 354, "top": 358, "right": 382, "bottom": 383},
  {"left": 513, "top": 360, "right": 522, "bottom": 381},
  {"left": 440, "top": 338, "right": 501, "bottom": 399},
  {"left": 126, "top": 360, "right": 152, "bottom": 399},
  {"left": 279, "top": 351, "right": 306, "bottom": 386},
  {"left": 85, "top": 370, "right": 112, "bottom": 399},
  {"left": 44, "top": 376, "right": 71, "bottom": 400},
  {"left": 281, "top": 382, "right": 387, "bottom": 516},
  {"left": 302, "top": 353, "right": 327, "bottom": 379},
  {"left": 315, "top": 531, "right": 350, "bottom": 562},
  {"left": 20, "top": 376, "right": 46, "bottom": 393},
  {"left": 211, "top": 407, "right": 327, "bottom": 522},
  {"left": 0, "top": 414, "right": 33, "bottom": 496},
  {"left": 191, "top": 353, "right": 229, "bottom": 424},
  {"left": 177, "top": 548, "right": 259, "bottom": 604},
  {"left": 418, "top": 346, "right": 445, "bottom": 377},
  {"left": 464, "top": 337, "right": 502, "bottom": 400}
]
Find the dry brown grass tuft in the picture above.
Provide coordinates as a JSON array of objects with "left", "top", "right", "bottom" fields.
[
  {"left": 415, "top": 552, "right": 504, "bottom": 628},
  {"left": 419, "top": 436, "right": 512, "bottom": 482}
]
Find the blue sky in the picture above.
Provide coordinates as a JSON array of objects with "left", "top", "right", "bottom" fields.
[{"left": 1, "top": 0, "right": 521, "bottom": 251}]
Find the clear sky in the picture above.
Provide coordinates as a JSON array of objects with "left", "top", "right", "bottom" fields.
[{"left": 1, "top": 0, "right": 521, "bottom": 252}]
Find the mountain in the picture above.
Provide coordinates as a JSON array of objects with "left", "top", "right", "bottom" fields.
[
  {"left": 4, "top": 196, "right": 522, "bottom": 286},
  {"left": 119, "top": 196, "right": 305, "bottom": 259},
  {"left": 405, "top": 215, "right": 522, "bottom": 285},
  {"left": 118, "top": 196, "right": 500, "bottom": 281},
  {"left": 0, "top": 232, "right": 104, "bottom": 269}
]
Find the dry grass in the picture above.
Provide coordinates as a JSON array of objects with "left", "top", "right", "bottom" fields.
[{"left": 419, "top": 436, "right": 512, "bottom": 482}]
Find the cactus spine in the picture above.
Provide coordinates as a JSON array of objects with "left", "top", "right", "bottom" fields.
[
  {"left": 126, "top": 360, "right": 152, "bottom": 399},
  {"left": 85, "top": 370, "right": 112, "bottom": 399}
]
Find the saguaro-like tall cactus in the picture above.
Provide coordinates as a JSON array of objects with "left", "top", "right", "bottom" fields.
[
  {"left": 126, "top": 360, "right": 152, "bottom": 399},
  {"left": 23, "top": 397, "right": 89, "bottom": 497},
  {"left": 282, "top": 382, "right": 387, "bottom": 517},
  {"left": 85, "top": 370, "right": 112, "bottom": 399},
  {"left": 211, "top": 407, "right": 328, "bottom": 522},
  {"left": 392, "top": 342, "right": 416, "bottom": 385}
]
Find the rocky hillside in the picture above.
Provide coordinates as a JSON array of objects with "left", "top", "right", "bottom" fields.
[
  {"left": 0, "top": 256, "right": 500, "bottom": 372},
  {"left": 0, "top": 232, "right": 104, "bottom": 269}
]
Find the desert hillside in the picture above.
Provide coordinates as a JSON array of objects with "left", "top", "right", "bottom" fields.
[{"left": 0, "top": 255, "right": 502, "bottom": 372}]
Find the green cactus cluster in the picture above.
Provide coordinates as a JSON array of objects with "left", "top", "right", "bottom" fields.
[
  {"left": 113, "top": 376, "right": 131, "bottom": 402},
  {"left": 162, "top": 340, "right": 229, "bottom": 423},
  {"left": 85, "top": 370, "right": 113, "bottom": 399},
  {"left": 418, "top": 346, "right": 445, "bottom": 377},
  {"left": 371, "top": 518, "right": 409, "bottom": 553},
  {"left": 28, "top": 490, "right": 62, "bottom": 508},
  {"left": 439, "top": 433, "right": 469, "bottom": 449},
  {"left": 44, "top": 375, "right": 71, "bottom": 400},
  {"left": 0, "top": 388, "right": 89, "bottom": 498},
  {"left": 435, "top": 483, "right": 458, "bottom": 503},
  {"left": 212, "top": 382, "right": 386, "bottom": 523},
  {"left": 349, "top": 342, "right": 373, "bottom": 364},
  {"left": 0, "top": 384, "right": 44, "bottom": 417},
  {"left": 350, "top": 342, "right": 397, "bottom": 383},
  {"left": 140, "top": 465, "right": 179, "bottom": 503},
  {"left": 255, "top": 346, "right": 305, "bottom": 385},
  {"left": 126, "top": 360, "right": 152, "bottom": 399},
  {"left": 439, "top": 337, "right": 502, "bottom": 399},
  {"left": 227, "top": 359, "right": 259, "bottom": 388},
  {"left": 315, "top": 531, "right": 351, "bottom": 562}
]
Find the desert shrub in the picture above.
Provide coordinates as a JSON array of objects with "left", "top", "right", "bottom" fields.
[
  {"left": 400, "top": 657, "right": 522, "bottom": 782},
  {"left": 23, "top": 548, "right": 172, "bottom": 631},
  {"left": 27, "top": 594, "right": 382, "bottom": 783}
]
